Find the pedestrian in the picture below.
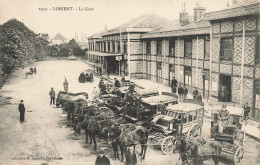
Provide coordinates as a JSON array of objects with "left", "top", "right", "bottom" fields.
[
  {"left": 29, "top": 67, "right": 33, "bottom": 74},
  {"left": 107, "top": 68, "right": 110, "bottom": 77},
  {"left": 114, "top": 78, "right": 121, "bottom": 88},
  {"left": 193, "top": 87, "right": 199, "bottom": 100},
  {"left": 63, "top": 79, "right": 69, "bottom": 92},
  {"left": 171, "top": 77, "right": 178, "bottom": 93},
  {"left": 196, "top": 92, "right": 202, "bottom": 101},
  {"left": 125, "top": 146, "right": 137, "bottom": 165},
  {"left": 183, "top": 86, "right": 188, "bottom": 100},
  {"left": 99, "top": 67, "right": 102, "bottom": 76},
  {"left": 99, "top": 78, "right": 104, "bottom": 89},
  {"left": 243, "top": 102, "right": 250, "bottom": 122},
  {"left": 34, "top": 66, "right": 37, "bottom": 75},
  {"left": 100, "top": 83, "right": 107, "bottom": 95},
  {"left": 178, "top": 85, "right": 183, "bottom": 102},
  {"left": 121, "top": 76, "right": 125, "bottom": 83},
  {"left": 128, "top": 82, "right": 135, "bottom": 93},
  {"left": 90, "top": 72, "right": 94, "bottom": 82},
  {"left": 18, "top": 100, "right": 25, "bottom": 123},
  {"left": 49, "top": 87, "right": 55, "bottom": 106},
  {"left": 95, "top": 150, "right": 110, "bottom": 165},
  {"left": 96, "top": 66, "right": 99, "bottom": 74}
]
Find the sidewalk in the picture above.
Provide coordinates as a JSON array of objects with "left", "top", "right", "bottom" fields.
[{"left": 83, "top": 60, "right": 260, "bottom": 140}]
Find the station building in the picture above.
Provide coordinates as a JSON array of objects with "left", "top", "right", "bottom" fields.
[{"left": 86, "top": 2, "right": 260, "bottom": 121}]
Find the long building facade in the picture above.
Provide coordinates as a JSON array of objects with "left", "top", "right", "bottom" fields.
[{"left": 86, "top": 2, "right": 260, "bottom": 121}]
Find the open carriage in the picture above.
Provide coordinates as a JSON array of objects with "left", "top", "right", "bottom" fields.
[
  {"left": 211, "top": 105, "right": 245, "bottom": 165},
  {"left": 148, "top": 99, "right": 204, "bottom": 154},
  {"left": 56, "top": 91, "right": 88, "bottom": 107}
]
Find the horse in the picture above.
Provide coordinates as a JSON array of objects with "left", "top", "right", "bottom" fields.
[
  {"left": 108, "top": 124, "right": 148, "bottom": 162},
  {"left": 173, "top": 136, "right": 222, "bottom": 165},
  {"left": 25, "top": 71, "right": 33, "bottom": 78}
]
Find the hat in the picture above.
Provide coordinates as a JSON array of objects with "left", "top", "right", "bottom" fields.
[
  {"left": 21, "top": 100, "right": 23, "bottom": 102},
  {"left": 222, "top": 104, "right": 226, "bottom": 108},
  {"left": 99, "top": 150, "right": 104, "bottom": 154},
  {"left": 129, "top": 146, "right": 134, "bottom": 150},
  {"left": 51, "top": 87, "right": 53, "bottom": 89}
]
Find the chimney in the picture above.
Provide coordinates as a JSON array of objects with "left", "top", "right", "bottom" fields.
[
  {"left": 193, "top": 3, "right": 206, "bottom": 22},
  {"left": 179, "top": 2, "right": 189, "bottom": 23}
]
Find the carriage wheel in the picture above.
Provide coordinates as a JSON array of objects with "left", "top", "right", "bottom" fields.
[
  {"left": 187, "top": 124, "right": 202, "bottom": 141},
  {"left": 161, "top": 136, "right": 175, "bottom": 155},
  {"left": 234, "top": 147, "right": 244, "bottom": 165}
]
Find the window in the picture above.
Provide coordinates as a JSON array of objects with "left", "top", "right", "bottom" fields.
[
  {"left": 184, "top": 66, "right": 192, "bottom": 87},
  {"left": 156, "top": 40, "right": 162, "bottom": 55},
  {"left": 146, "top": 41, "right": 151, "bottom": 55},
  {"left": 205, "top": 37, "right": 210, "bottom": 59},
  {"left": 157, "top": 62, "right": 162, "bottom": 70},
  {"left": 124, "top": 41, "right": 127, "bottom": 54},
  {"left": 108, "top": 41, "right": 110, "bottom": 52},
  {"left": 169, "top": 39, "right": 175, "bottom": 56},
  {"left": 220, "top": 38, "right": 233, "bottom": 61},
  {"left": 255, "top": 80, "right": 260, "bottom": 109},
  {"left": 184, "top": 39, "right": 192, "bottom": 57},
  {"left": 103, "top": 42, "right": 106, "bottom": 52},
  {"left": 118, "top": 41, "right": 121, "bottom": 53},
  {"left": 112, "top": 41, "right": 115, "bottom": 52}
]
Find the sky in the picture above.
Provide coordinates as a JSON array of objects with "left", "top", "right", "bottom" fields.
[{"left": 0, "top": 0, "right": 235, "bottom": 41}]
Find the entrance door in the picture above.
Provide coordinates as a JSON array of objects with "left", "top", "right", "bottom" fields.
[
  {"left": 184, "top": 66, "right": 192, "bottom": 91},
  {"left": 157, "top": 62, "right": 162, "bottom": 83},
  {"left": 169, "top": 64, "right": 175, "bottom": 86},
  {"left": 219, "top": 74, "right": 232, "bottom": 102}
]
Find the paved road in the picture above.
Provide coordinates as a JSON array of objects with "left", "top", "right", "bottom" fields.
[{"left": 0, "top": 60, "right": 259, "bottom": 165}]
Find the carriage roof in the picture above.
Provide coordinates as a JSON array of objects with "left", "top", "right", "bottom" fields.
[
  {"left": 211, "top": 106, "right": 244, "bottom": 116},
  {"left": 152, "top": 114, "right": 175, "bottom": 123},
  {"left": 141, "top": 94, "right": 177, "bottom": 106},
  {"left": 166, "top": 101, "right": 203, "bottom": 113}
]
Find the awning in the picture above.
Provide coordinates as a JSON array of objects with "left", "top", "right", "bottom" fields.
[{"left": 87, "top": 51, "right": 122, "bottom": 57}]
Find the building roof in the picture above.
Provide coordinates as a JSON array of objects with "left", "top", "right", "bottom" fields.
[
  {"left": 204, "top": 2, "right": 260, "bottom": 21},
  {"left": 52, "top": 33, "right": 67, "bottom": 40},
  {"left": 102, "top": 14, "right": 169, "bottom": 36},
  {"left": 141, "top": 15, "right": 210, "bottom": 38},
  {"left": 88, "top": 29, "right": 108, "bottom": 39}
]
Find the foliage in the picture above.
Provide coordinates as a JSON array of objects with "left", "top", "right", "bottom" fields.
[
  {"left": 0, "top": 19, "right": 49, "bottom": 74},
  {"left": 54, "top": 39, "right": 85, "bottom": 57}
]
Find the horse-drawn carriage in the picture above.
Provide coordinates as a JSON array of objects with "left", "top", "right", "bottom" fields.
[
  {"left": 56, "top": 91, "right": 88, "bottom": 107},
  {"left": 78, "top": 72, "right": 93, "bottom": 83},
  {"left": 147, "top": 99, "right": 204, "bottom": 155},
  {"left": 211, "top": 105, "right": 245, "bottom": 165}
]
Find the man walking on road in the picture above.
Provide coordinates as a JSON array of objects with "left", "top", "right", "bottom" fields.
[
  {"left": 95, "top": 150, "right": 110, "bottom": 165},
  {"left": 63, "top": 79, "right": 69, "bottom": 92},
  {"left": 171, "top": 77, "right": 178, "bottom": 93},
  {"left": 18, "top": 100, "right": 25, "bottom": 123},
  {"left": 49, "top": 87, "right": 55, "bottom": 106},
  {"left": 99, "top": 67, "right": 102, "bottom": 76}
]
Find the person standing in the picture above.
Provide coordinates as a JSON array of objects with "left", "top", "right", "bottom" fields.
[
  {"left": 183, "top": 86, "right": 188, "bottom": 100},
  {"left": 49, "top": 87, "right": 55, "bottom": 106},
  {"left": 18, "top": 100, "right": 25, "bottom": 123},
  {"left": 90, "top": 72, "right": 94, "bottom": 82},
  {"left": 178, "top": 85, "right": 183, "bottom": 102},
  {"left": 193, "top": 87, "right": 199, "bottom": 100},
  {"left": 196, "top": 92, "right": 202, "bottom": 101},
  {"left": 95, "top": 150, "right": 110, "bottom": 165},
  {"left": 99, "top": 67, "right": 102, "bottom": 76},
  {"left": 171, "top": 77, "right": 178, "bottom": 93},
  {"left": 107, "top": 67, "right": 110, "bottom": 77},
  {"left": 99, "top": 78, "right": 104, "bottom": 89},
  {"left": 243, "top": 102, "right": 250, "bottom": 122},
  {"left": 125, "top": 147, "right": 137, "bottom": 165},
  {"left": 34, "top": 66, "right": 37, "bottom": 75},
  {"left": 63, "top": 79, "right": 69, "bottom": 92},
  {"left": 121, "top": 76, "right": 125, "bottom": 83},
  {"left": 114, "top": 78, "right": 121, "bottom": 88}
]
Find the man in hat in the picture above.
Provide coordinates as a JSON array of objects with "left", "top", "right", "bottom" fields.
[
  {"left": 193, "top": 87, "right": 199, "bottom": 100},
  {"left": 196, "top": 92, "right": 202, "bottom": 101},
  {"left": 95, "top": 150, "right": 110, "bottom": 165},
  {"left": 49, "top": 87, "right": 56, "bottom": 106},
  {"left": 183, "top": 86, "right": 188, "bottom": 100},
  {"left": 99, "top": 78, "right": 104, "bottom": 89},
  {"left": 178, "top": 85, "right": 183, "bottom": 102},
  {"left": 171, "top": 77, "right": 178, "bottom": 93},
  {"left": 125, "top": 146, "right": 137, "bottom": 165},
  {"left": 18, "top": 100, "right": 25, "bottom": 123},
  {"left": 218, "top": 104, "right": 230, "bottom": 133},
  {"left": 63, "top": 79, "right": 69, "bottom": 92},
  {"left": 114, "top": 78, "right": 121, "bottom": 88}
]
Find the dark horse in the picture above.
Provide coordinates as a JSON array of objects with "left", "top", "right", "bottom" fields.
[
  {"left": 108, "top": 124, "right": 148, "bottom": 162},
  {"left": 173, "top": 136, "right": 222, "bottom": 165}
]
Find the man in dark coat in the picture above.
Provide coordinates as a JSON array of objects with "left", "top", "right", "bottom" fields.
[
  {"left": 99, "top": 67, "right": 102, "bottom": 76},
  {"left": 107, "top": 68, "right": 110, "bottom": 77},
  {"left": 196, "top": 92, "right": 202, "bottom": 101},
  {"left": 95, "top": 150, "right": 110, "bottom": 165},
  {"left": 171, "top": 77, "right": 178, "bottom": 93},
  {"left": 18, "top": 100, "right": 25, "bottom": 123},
  {"left": 49, "top": 87, "right": 55, "bottom": 106},
  {"left": 125, "top": 147, "right": 137, "bottom": 165},
  {"left": 99, "top": 78, "right": 104, "bottom": 89},
  {"left": 183, "top": 86, "right": 188, "bottom": 100},
  {"left": 178, "top": 85, "right": 183, "bottom": 102},
  {"left": 128, "top": 82, "right": 135, "bottom": 93},
  {"left": 193, "top": 87, "right": 199, "bottom": 100},
  {"left": 114, "top": 78, "right": 121, "bottom": 88},
  {"left": 243, "top": 102, "right": 250, "bottom": 122}
]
